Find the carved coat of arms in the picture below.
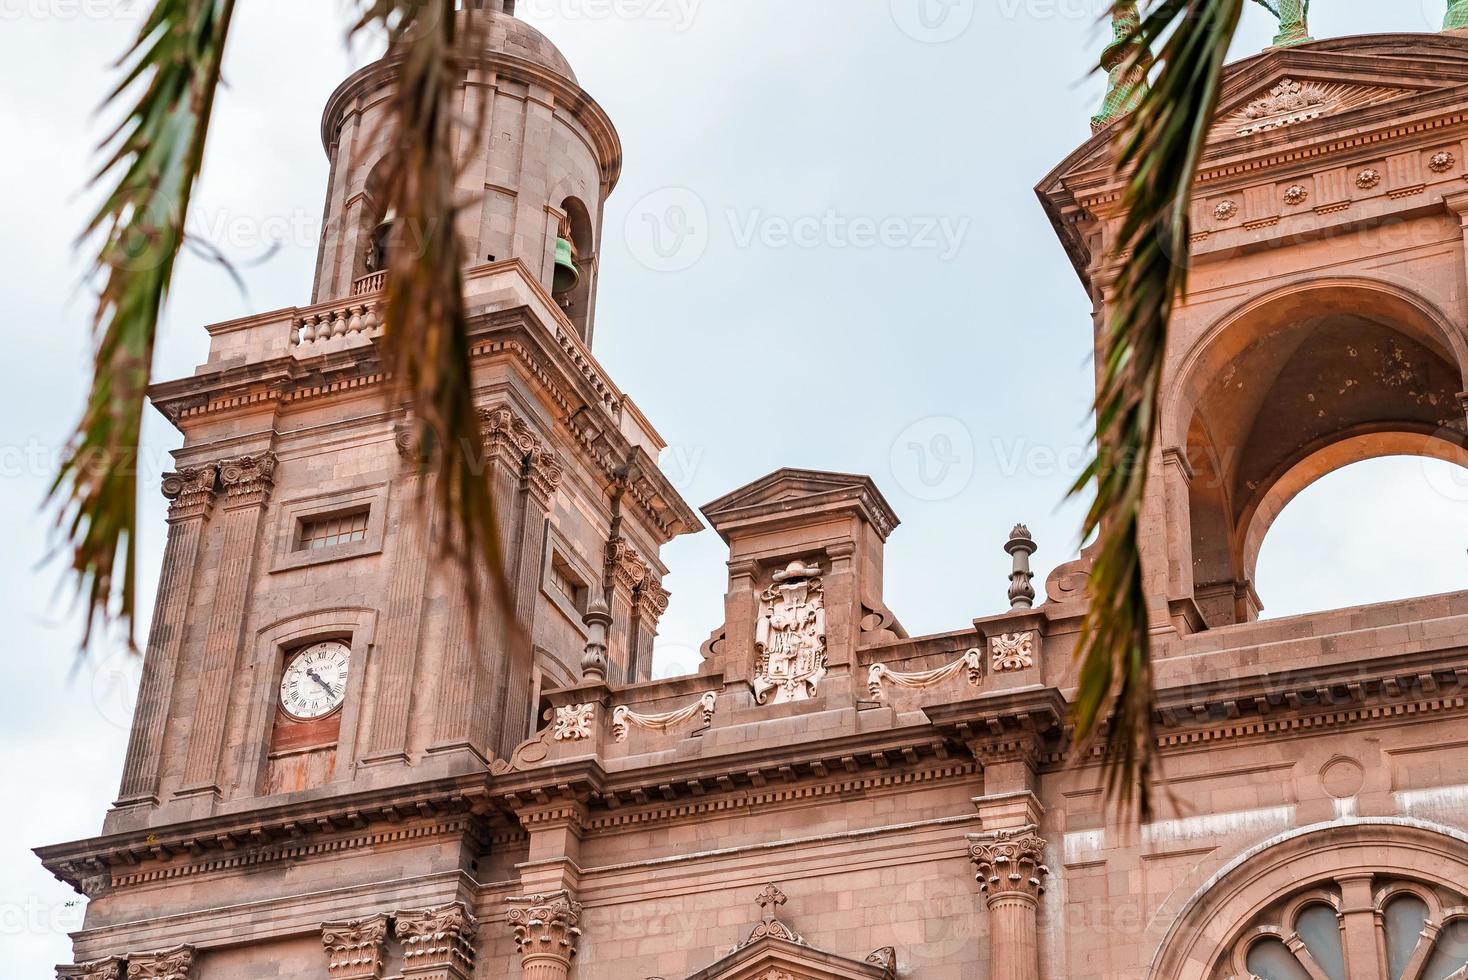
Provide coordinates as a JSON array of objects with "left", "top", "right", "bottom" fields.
[{"left": 753, "top": 561, "right": 827, "bottom": 704}]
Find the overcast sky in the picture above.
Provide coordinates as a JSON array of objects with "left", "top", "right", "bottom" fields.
[{"left": 2, "top": 1, "right": 1465, "bottom": 972}]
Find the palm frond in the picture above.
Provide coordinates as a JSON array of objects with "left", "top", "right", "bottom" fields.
[
  {"left": 50, "top": 0, "right": 237, "bottom": 649},
  {"left": 351, "top": 2, "right": 515, "bottom": 621},
  {"left": 1071, "top": 0, "right": 1243, "bottom": 819}
]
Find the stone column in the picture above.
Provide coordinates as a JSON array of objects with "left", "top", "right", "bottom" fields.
[
  {"left": 395, "top": 903, "right": 477, "bottom": 980},
  {"left": 604, "top": 536, "right": 648, "bottom": 684},
  {"left": 116, "top": 465, "right": 217, "bottom": 806},
  {"left": 180, "top": 453, "right": 276, "bottom": 798},
  {"left": 126, "top": 946, "right": 195, "bottom": 980},
  {"left": 1336, "top": 873, "right": 1381, "bottom": 978},
  {"left": 361, "top": 429, "right": 432, "bottom": 767},
  {"left": 506, "top": 891, "right": 583, "bottom": 980},
  {"left": 57, "top": 958, "right": 124, "bottom": 980},
  {"left": 968, "top": 827, "right": 1049, "bottom": 980},
  {"left": 321, "top": 914, "right": 390, "bottom": 980},
  {"left": 627, "top": 578, "right": 669, "bottom": 682}
]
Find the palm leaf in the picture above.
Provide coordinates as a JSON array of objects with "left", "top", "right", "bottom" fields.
[
  {"left": 50, "top": 0, "right": 237, "bottom": 649},
  {"left": 351, "top": 2, "right": 515, "bottom": 622},
  {"left": 1071, "top": 0, "right": 1243, "bottom": 818}
]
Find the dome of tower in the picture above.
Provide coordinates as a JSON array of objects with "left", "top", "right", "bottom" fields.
[{"left": 472, "top": 9, "right": 577, "bottom": 83}]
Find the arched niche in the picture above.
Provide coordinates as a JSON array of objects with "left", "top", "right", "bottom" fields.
[
  {"left": 1147, "top": 818, "right": 1468, "bottom": 980},
  {"left": 1161, "top": 278, "right": 1468, "bottom": 626},
  {"left": 558, "top": 195, "right": 597, "bottom": 342}
]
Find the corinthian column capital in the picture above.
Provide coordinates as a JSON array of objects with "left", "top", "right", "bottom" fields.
[
  {"left": 395, "top": 902, "right": 477, "bottom": 980},
  {"left": 321, "top": 913, "right": 390, "bottom": 980},
  {"left": 57, "top": 958, "right": 124, "bottom": 980},
  {"left": 506, "top": 890, "right": 583, "bottom": 979},
  {"left": 126, "top": 946, "right": 194, "bottom": 980},
  {"left": 161, "top": 464, "right": 218, "bottom": 522},
  {"left": 967, "top": 826, "right": 1050, "bottom": 906},
  {"left": 218, "top": 452, "right": 278, "bottom": 508}
]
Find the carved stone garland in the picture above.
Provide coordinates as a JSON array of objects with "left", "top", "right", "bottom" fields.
[
  {"left": 506, "top": 891, "right": 583, "bottom": 980},
  {"left": 753, "top": 562, "right": 827, "bottom": 705},
  {"left": 395, "top": 902, "right": 477, "bottom": 980},
  {"left": 611, "top": 691, "right": 716, "bottom": 742},
  {"left": 321, "top": 914, "right": 390, "bottom": 980},
  {"left": 867, "top": 648, "right": 982, "bottom": 701}
]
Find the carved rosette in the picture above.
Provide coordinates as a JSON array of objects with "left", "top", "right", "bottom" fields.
[
  {"left": 127, "top": 946, "right": 195, "bottom": 980},
  {"left": 395, "top": 902, "right": 477, "bottom": 979},
  {"left": 968, "top": 828, "right": 1050, "bottom": 906},
  {"left": 218, "top": 452, "right": 277, "bottom": 508},
  {"left": 506, "top": 891, "right": 583, "bottom": 974},
  {"left": 56, "top": 958, "right": 124, "bottom": 980},
  {"left": 989, "top": 631, "right": 1036, "bottom": 673},
  {"left": 552, "top": 703, "right": 595, "bottom": 741},
  {"left": 321, "top": 914, "right": 390, "bottom": 980},
  {"left": 161, "top": 465, "right": 218, "bottom": 522}
]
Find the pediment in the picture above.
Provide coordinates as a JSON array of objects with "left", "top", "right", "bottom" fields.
[
  {"left": 701, "top": 468, "right": 900, "bottom": 542},
  {"left": 685, "top": 935, "right": 897, "bottom": 980},
  {"left": 1209, "top": 74, "right": 1422, "bottom": 140}
]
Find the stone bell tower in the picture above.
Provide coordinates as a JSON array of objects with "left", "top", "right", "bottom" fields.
[{"left": 312, "top": 0, "right": 617, "bottom": 342}]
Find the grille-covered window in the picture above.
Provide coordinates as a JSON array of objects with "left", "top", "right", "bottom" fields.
[{"left": 296, "top": 509, "right": 370, "bottom": 551}]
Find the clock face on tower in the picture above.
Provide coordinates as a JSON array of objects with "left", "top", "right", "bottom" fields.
[{"left": 279, "top": 641, "right": 351, "bottom": 720}]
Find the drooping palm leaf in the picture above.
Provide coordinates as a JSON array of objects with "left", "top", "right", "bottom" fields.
[
  {"left": 351, "top": 2, "right": 515, "bottom": 621},
  {"left": 1072, "top": 0, "right": 1244, "bottom": 818},
  {"left": 50, "top": 0, "right": 237, "bottom": 648}
]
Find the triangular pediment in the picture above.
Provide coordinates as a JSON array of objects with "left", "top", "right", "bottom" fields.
[
  {"left": 685, "top": 935, "right": 897, "bottom": 980},
  {"left": 700, "top": 468, "right": 900, "bottom": 542},
  {"left": 1210, "top": 74, "right": 1422, "bottom": 140}
]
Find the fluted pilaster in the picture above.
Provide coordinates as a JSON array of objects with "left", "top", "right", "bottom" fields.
[
  {"left": 506, "top": 891, "right": 582, "bottom": 980},
  {"left": 180, "top": 453, "right": 276, "bottom": 797},
  {"left": 116, "top": 465, "right": 217, "bottom": 805},
  {"left": 968, "top": 827, "right": 1049, "bottom": 980}
]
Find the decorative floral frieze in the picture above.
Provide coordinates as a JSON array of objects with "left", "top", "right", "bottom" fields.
[
  {"left": 161, "top": 465, "right": 218, "bottom": 522},
  {"left": 127, "top": 946, "right": 195, "bottom": 980},
  {"left": 321, "top": 914, "right": 390, "bottom": 980},
  {"left": 395, "top": 902, "right": 477, "bottom": 978},
  {"left": 968, "top": 827, "right": 1050, "bottom": 903},
  {"left": 506, "top": 891, "right": 583, "bottom": 962},
  {"left": 552, "top": 703, "right": 595, "bottom": 741},
  {"left": 867, "top": 648, "right": 982, "bottom": 701},
  {"left": 611, "top": 691, "right": 716, "bottom": 742},
  {"left": 753, "top": 562, "right": 827, "bottom": 705},
  {"left": 989, "top": 631, "right": 1036, "bottom": 673},
  {"left": 1236, "top": 78, "right": 1331, "bottom": 135},
  {"left": 218, "top": 452, "right": 277, "bottom": 507}
]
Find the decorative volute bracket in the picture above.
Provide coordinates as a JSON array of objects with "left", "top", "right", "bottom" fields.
[
  {"left": 395, "top": 902, "right": 477, "bottom": 980},
  {"left": 126, "top": 946, "right": 195, "bottom": 980},
  {"left": 967, "top": 826, "right": 1050, "bottom": 905},
  {"left": 321, "top": 914, "right": 391, "bottom": 980}
]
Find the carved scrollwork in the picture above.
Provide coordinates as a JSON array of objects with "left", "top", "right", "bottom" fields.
[
  {"left": 989, "top": 631, "right": 1036, "bottom": 673},
  {"left": 867, "top": 648, "right": 982, "bottom": 701},
  {"left": 56, "top": 958, "right": 124, "bottom": 980},
  {"left": 161, "top": 464, "right": 218, "bottom": 522},
  {"left": 506, "top": 891, "right": 583, "bottom": 962},
  {"left": 218, "top": 452, "right": 277, "bottom": 507},
  {"left": 395, "top": 902, "right": 477, "bottom": 978},
  {"left": 552, "top": 703, "right": 595, "bottom": 741},
  {"left": 321, "top": 914, "right": 390, "bottom": 980},
  {"left": 126, "top": 946, "right": 195, "bottom": 980},
  {"left": 968, "top": 826, "right": 1049, "bottom": 903},
  {"left": 611, "top": 691, "right": 716, "bottom": 742}
]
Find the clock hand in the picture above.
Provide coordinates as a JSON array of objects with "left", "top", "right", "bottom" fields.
[{"left": 305, "top": 668, "right": 336, "bottom": 697}]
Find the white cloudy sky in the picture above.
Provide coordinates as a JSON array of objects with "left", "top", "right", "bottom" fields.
[{"left": 1, "top": 1, "right": 1465, "bottom": 973}]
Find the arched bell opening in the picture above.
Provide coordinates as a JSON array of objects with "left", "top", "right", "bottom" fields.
[
  {"left": 350, "top": 164, "right": 396, "bottom": 295},
  {"left": 556, "top": 196, "right": 597, "bottom": 343},
  {"left": 1166, "top": 280, "right": 1468, "bottom": 627}
]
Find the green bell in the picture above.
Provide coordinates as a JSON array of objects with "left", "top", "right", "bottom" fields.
[{"left": 552, "top": 236, "right": 580, "bottom": 295}]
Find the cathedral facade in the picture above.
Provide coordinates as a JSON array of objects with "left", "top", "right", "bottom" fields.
[{"left": 38, "top": 6, "right": 1468, "bottom": 979}]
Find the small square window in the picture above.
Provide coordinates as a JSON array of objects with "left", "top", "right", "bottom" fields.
[
  {"left": 296, "top": 508, "right": 370, "bottom": 552},
  {"left": 549, "top": 556, "right": 588, "bottom": 614}
]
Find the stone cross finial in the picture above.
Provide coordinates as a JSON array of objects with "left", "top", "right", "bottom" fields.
[
  {"left": 1004, "top": 524, "right": 1037, "bottom": 609},
  {"left": 580, "top": 595, "right": 613, "bottom": 682},
  {"left": 1449, "top": 0, "right": 1468, "bottom": 30},
  {"left": 755, "top": 883, "right": 787, "bottom": 922}
]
